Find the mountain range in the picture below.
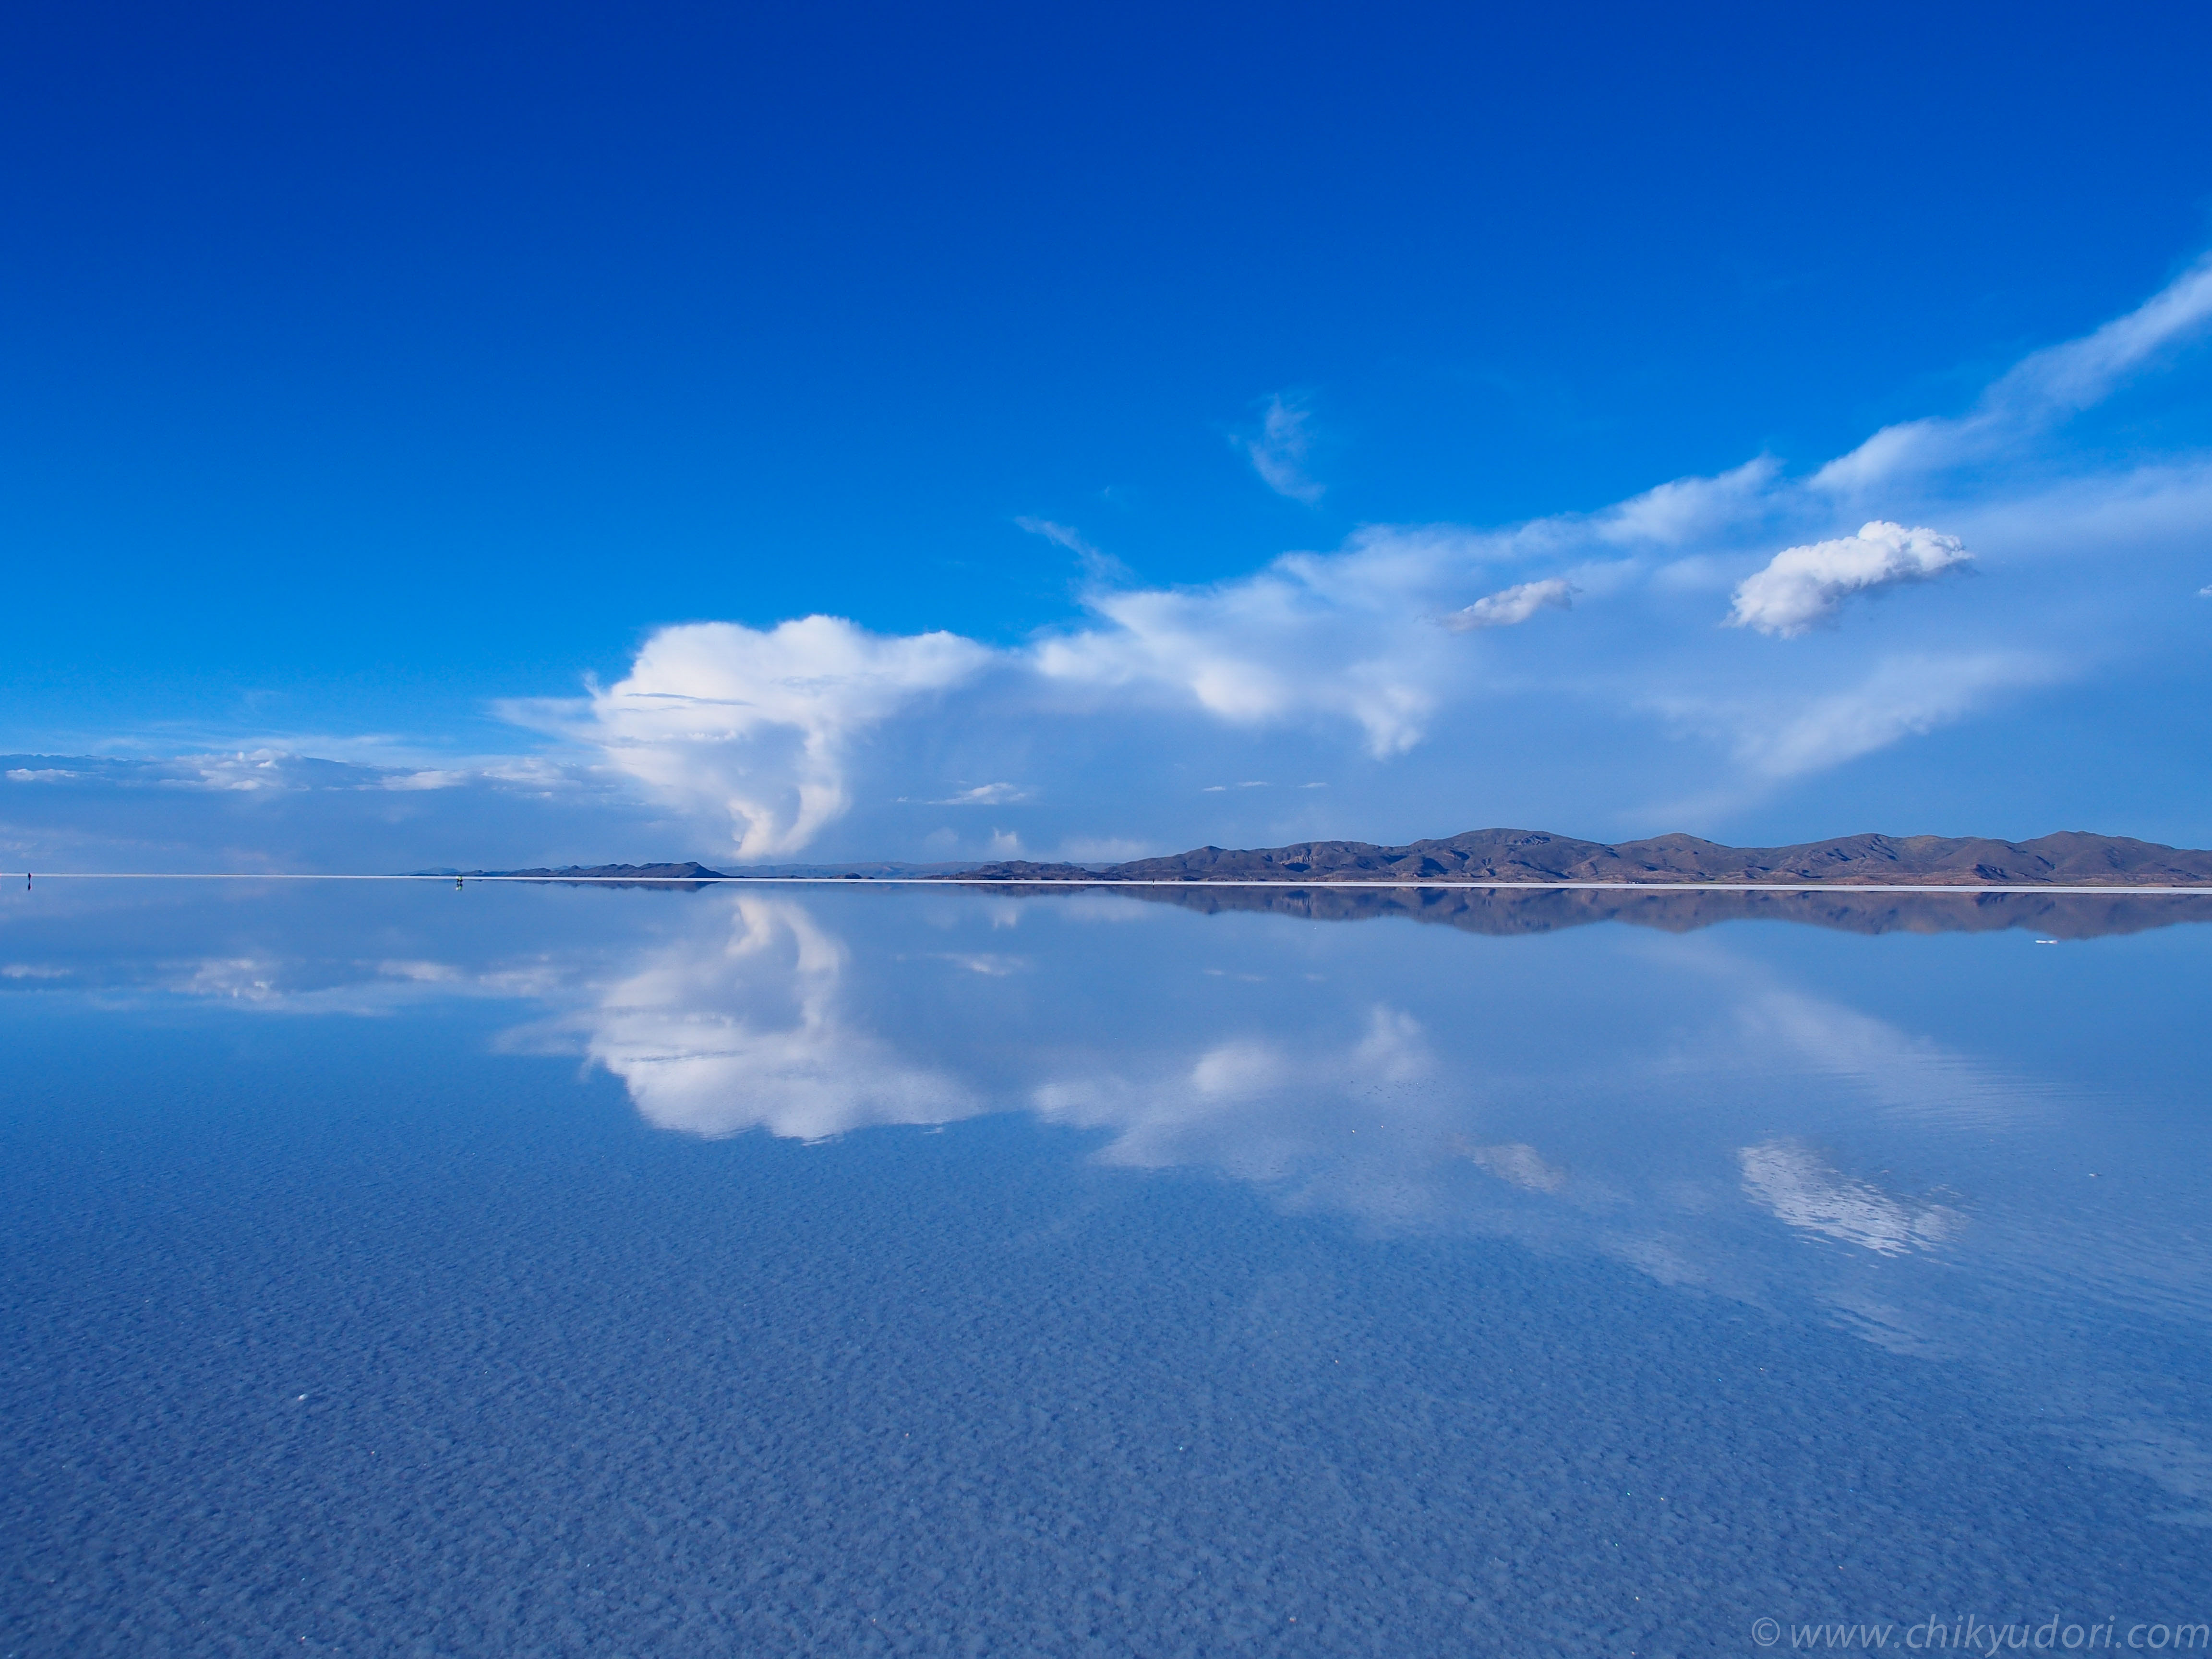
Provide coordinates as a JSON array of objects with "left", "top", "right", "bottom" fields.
[
  {"left": 466, "top": 830, "right": 2212, "bottom": 889},
  {"left": 462, "top": 833, "right": 2212, "bottom": 938},
  {"left": 948, "top": 829, "right": 2212, "bottom": 887}
]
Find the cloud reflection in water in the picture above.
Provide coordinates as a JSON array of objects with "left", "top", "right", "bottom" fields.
[
  {"left": 540, "top": 885, "right": 2212, "bottom": 1515},
  {"left": 584, "top": 895, "right": 973, "bottom": 1141},
  {"left": 6, "top": 878, "right": 2208, "bottom": 1513}
]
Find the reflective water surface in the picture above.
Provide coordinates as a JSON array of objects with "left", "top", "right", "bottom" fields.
[{"left": 4, "top": 880, "right": 2209, "bottom": 1655}]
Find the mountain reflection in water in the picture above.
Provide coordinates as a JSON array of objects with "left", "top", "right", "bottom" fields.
[{"left": 970, "top": 880, "right": 2212, "bottom": 940}]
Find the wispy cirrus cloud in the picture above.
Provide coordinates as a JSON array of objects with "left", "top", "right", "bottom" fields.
[
  {"left": 1015, "top": 516, "right": 1131, "bottom": 582},
  {"left": 923, "top": 782, "right": 1030, "bottom": 806},
  {"left": 1669, "top": 651, "right": 2063, "bottom": 781},
  {"left": 1814, "top": 252, "right": 2212, "bottom": 494},
  {"left": 1237, "top": 393, "right": 1324, "bottom": 503}
]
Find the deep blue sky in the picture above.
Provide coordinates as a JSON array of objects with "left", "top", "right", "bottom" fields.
[
  {"left": 6, "top": 3, "right": 2212, "bottom": 865},
  {"left": 7, "top": 2, "right": 2207, "bottom": 719}
]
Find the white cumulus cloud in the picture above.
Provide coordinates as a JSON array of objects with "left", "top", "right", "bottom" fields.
[
  {"left": 1442, "top": 577, "right": 1576, "bottom": 632},
  {"left": 1728, "top": 522, "right": 1973, "bottom": 637},
  {"left": 542, "top": 616, "right": 992, "bottom": 860}
]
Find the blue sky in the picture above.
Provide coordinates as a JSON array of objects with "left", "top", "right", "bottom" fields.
[{"left": 6, "top": 2, "right": 2212, "bottom": 869}]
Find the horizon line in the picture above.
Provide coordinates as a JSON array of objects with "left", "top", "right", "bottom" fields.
[{"left": 10, "top": 874, "right": 2212, "bottom": 896}]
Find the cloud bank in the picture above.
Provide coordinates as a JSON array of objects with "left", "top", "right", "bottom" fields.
[
  {"left": 507, "top": 251, "right": 2212, "bottom": 861},
  {"left": 0, "top": 748, "right": 658, "bottom": 874},
  {"left": 26, "top": 251, "right": 2212, "bottom": 869}
]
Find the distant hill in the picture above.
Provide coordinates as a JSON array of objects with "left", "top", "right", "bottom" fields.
[
  {"left": 713, "top": 861, "right": 983, "bottom": 878},
  {"left": 954, "top": 829, "right": 2212, "bottom": 887},
  {"left": 460, "top": 862, "right": 729, "bottom": 882},
  {"left": 455, "top": 860, "right": 978, "bottom": 883}
]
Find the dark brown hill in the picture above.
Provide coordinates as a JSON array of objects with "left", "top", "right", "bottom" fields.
[{"left": 956, "top": 829, "right": 2212, "bottom": 887}]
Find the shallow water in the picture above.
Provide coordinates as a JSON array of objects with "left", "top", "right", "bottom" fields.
[{"left": 4, "top": 880, "right": 2209, "bottom": 1655}]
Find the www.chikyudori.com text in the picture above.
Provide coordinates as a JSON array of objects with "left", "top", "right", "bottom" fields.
[{"left": 1748, "top": 1614, "right": 2208, "bottom": 1651}]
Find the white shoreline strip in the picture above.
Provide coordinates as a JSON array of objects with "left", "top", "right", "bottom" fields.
[{"left": 8, "top": 874, "right": 2212, "bottom": 896}]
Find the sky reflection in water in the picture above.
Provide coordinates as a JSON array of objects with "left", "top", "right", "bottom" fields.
[{"left": 4, "top": 881, "right": 2209, "bottom": 1654}]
